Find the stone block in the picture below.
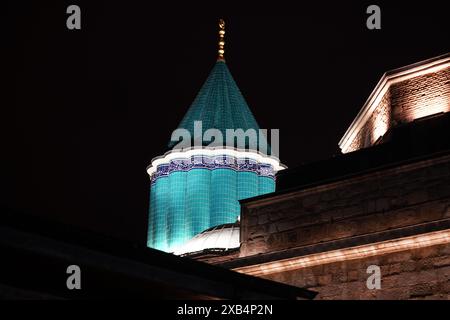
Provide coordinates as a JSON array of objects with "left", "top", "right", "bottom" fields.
[{"left": 317, "top": 274, "right": 333, "bottom": 286}]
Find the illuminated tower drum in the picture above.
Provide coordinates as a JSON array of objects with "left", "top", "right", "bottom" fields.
[{"left": 147, "top": 20, "right": 285, "bottom": 252}]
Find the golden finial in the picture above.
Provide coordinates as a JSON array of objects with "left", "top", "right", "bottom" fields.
[{"left": 218, "top": 19, "right": 225, "bottom": 61}]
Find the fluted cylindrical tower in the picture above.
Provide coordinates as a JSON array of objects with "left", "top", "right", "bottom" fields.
[{"left": 146, "top": 20, "right": 285, "bottom": 253}]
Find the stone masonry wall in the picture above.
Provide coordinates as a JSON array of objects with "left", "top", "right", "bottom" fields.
[
  {"left": 233, "top": 154, "right": 450, "bottom": 300},
  {"left": 262, "top": 242, "right": 450, "bottom": 300},
  {"left": 240, "top": 155, "right": 450, "bottom": 256}
]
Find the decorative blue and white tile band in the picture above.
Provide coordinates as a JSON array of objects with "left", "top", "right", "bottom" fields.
[
  {"left": 147, "top": 148, "right": 286, "bottom": 185},
  {"left": 151, "top": 155, "right": 275, "bottom": 184}
]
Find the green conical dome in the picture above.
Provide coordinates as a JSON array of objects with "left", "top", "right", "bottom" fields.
[{"left": 168, "top": 60, "right": 267, "bottom": 151}]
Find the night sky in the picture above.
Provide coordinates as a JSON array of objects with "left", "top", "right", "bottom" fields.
[{"left": 4, "top": 1, "right": 450, "bottom": 244}]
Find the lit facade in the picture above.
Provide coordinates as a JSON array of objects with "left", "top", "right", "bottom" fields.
[{"left": 339, "top": 54, "right": 450, "bottom": 154}]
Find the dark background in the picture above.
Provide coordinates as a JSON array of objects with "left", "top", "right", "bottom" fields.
[{"left": 3, "top": 1, "right": 450, "bottom": 244}]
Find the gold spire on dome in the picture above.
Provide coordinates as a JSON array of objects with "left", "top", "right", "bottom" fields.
[{"left": 218, "top": 19, "right": 225, "bottom": 61}]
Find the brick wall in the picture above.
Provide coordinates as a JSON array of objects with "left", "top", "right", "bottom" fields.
[
  {"left": 391, "top": 68, "right": 450, "bottom": 124},
  {"left": 346, "top": 65, "right": 450, "bottom": 153},
  {"left": 261, "top": 243, "right": 450, "bottom": 300}
]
